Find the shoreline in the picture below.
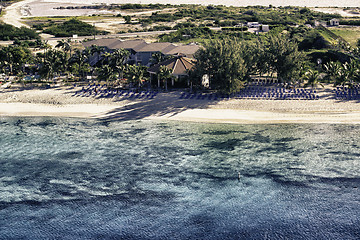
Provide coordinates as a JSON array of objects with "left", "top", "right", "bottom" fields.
[
  {"left": 1, "top": 87, "right": 360, "bottom": 124},
  {"left": 2, "top": 103, "right": 360, "bottom": 124}
]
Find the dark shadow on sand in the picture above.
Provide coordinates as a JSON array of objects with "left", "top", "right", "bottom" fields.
[{"left": 99, "top": 92, "right": 218, "bottom": 122}]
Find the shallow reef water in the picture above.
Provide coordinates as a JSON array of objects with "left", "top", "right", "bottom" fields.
[{"left": 0, "top": 117, "right": 359, "bottom": 239}]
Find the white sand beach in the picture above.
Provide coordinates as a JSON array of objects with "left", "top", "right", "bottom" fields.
[{"left": 1, "top": 86, "right": 360, "bottom": 124}]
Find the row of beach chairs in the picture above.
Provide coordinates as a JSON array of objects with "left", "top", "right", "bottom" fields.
[
  {"left": 333, "top": 86, "right": 360, "bottom": 100},
  {"left": 74, "top": 84, "right": 158, "bottom": 99},
  {"left": 250, "top": 79, "right": 282, "bottom": 87},
  {"left": 235, "top": 87, "right": 318, "bottom": 100},
  {"left": 180, "top": 86, "right": 320, "bottom": 100}
]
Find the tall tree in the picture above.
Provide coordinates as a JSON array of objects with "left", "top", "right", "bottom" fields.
[
  {"left": 69, "top": 49, "right": 91, "bottom": 79},
  {"left": 157, "top": 65, "right": 172, "bottom": 90},
  {"left": 240, "top": 39, "right": 267, "bottom": 78},
  {"left": 96, "top": 64, "right": 117, "bottom": 84},
  {"left": 109, "top": 48, "right": 130, "bottom": 79},
  {"left": 89, "top": 45, "right": 105, "bottom": 66},
  {"left": 191, "top": 38, "right": 247, "bottom": 93},
  {"left": 265, "top": 33, "right": 304, "bottom": 83},
  {"left": 55, "top": 39, "right": 72, "bottom": 77},
  {"left": 37, "top": 49, "right": 66, "bottom": 80},
  {"left": 126, "top": 65, "right": 146, "bottom": 88},
  {"left": 55, "top": 38, "right": 72, "bottom": 57},
  {"left": 150, "top": 52, "right": 165, "bottom": 66},
  {"left": 0, "top": 45, "right": 32, "bottom": 75}
]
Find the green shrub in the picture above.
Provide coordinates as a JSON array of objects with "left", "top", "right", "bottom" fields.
[
  {"left": 148, "top": 25, "right": 172, "bottom": 31},
  {"left": 339, "top": 20, "right": 360, "bottom": 26},
  {"left": 221, "top": 26, "right": 248, "bottom": 31},
  {"left": 43, "top": 18, "right": 108, "bottom": 37},
  {"left": 0, "top": 24, "right": 39, "bottom": 40}
]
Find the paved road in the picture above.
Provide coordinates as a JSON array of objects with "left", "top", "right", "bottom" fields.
[
  {"left": 0, "top": 0, "right": 219, "bottom": 45},
  {"left": 0, "top": 30, "right": 177, "bottom": 47},
  {"left": 0, "top": 0, "right": 176, "bottom": 44},
  {"left": 42, "top": 30, "right": 177, "bottom": 41}
]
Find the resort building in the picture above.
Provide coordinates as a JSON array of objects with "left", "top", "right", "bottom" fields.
[
  {"left": 260, "top": 25, "right": 270, "bottom": 32},
  {"left": 147, "top": 56, "right": 196, "bottom": 88},
  {"left": 245, "top": 22, "right": 269, "bottom": 33},
  {"left": 314, "top": 20, "right": 327, "bottom": 27},
  {"left": 330, "top": 18, "right": 340, "bottom": 26},
  {"left": 247, "top": 22, "right": 260, "bottom": 28},
  {"left": 82, "top": 38, "right": 200, "bottom": 67}
]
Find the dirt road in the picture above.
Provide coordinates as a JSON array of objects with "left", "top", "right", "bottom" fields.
[{"left": 0, "top": 0, "right": 36, "bottom": 28}]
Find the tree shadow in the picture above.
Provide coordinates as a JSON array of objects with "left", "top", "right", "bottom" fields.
[{"left": 97, "top": 92, "right": 218, "bottom": 121}]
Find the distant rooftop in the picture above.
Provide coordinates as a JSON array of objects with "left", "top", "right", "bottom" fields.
[
  {"left": 83, "top": 38, "right": 200, "bottom": 57},
  {"left": 82, "top": 38, "right": 119, "bottom": 48},
  {"left": 110, "top": 39, "right": 147, "bottom": 51}
]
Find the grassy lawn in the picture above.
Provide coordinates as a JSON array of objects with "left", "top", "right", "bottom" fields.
[
  {"left": 317, "top": 27, "right": 337, "bottom": 44},
  {"left": 330, "top": 27, "right": 360, "bottom": 46}
]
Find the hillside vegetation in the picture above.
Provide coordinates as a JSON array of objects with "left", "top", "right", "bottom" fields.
[
  {"left": 0, "top": 23, "right": 39, "bottom": 40},
  {"left": 42, "top": 18, "right": 109, "bottom": 37}
]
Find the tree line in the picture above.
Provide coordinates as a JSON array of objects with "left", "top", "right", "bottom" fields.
[
  {"left": 1, "top": 33, "right": 359, "bottom": 92},
  {"left": 189, "top": 33, "right": 360, "bottom": 93},
  {"left": 0, "top": 39, "right": 165, "bottom": 88}
]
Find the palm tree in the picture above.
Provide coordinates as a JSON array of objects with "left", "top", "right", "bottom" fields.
[
  {"left": 40, "top": 40, "right": 51, "bottom": 58},
  {"left": 342, "top": 60, "right": 360, "bottom": 88},
  {"left": 55, "top": 39, "right": 72, "bottom": 78},
  {"left": 324, "top": 61, "right": 341, "bottom": 85},
  {"left": 109, "top": 49, "right": 129, "bottom": 67},
  {"left": 38, "top": 59, "right": 55, "bottom": 80},
  {"left": 126, "top": 65, "right": 146, "bottom": 88},
  {"left": 150, "top": 52, "right": 174, "bottom": 66},
  {"left": 89, "top": 45, "right": 105, "bottom": 66},
  {"left": 97, "top": 64, "right": 117, "bottom": 84},
  {"left": 324, "top": 60, "right": 359, "bottom": 88},
  {"left": 0, "top": 46, "right": 14, "bottom": 74},
  {"left": 99, "top": 51, "right": 112, "bottom": 66},
  {"left": 69, "top": 49, "right": 90, "bottom": 80},
  {"left": 352, "top": 47, "right": 360, "bottom": 59},
  {"left": 109, "top": 48, "right": 129, "bottom": 79},
  {"left": 38, "top": 49, "right": 66, "bottom": 81},
  {"left": 0, "top": 45, "right": 33, "bottom": 76},
  {"left": 150, "top": 52, "right": 164, "bottom": 66},
  {"left": 303, "top": 69, "right": 323, "bottom": 88},
  {"left": 55, "top": 39, "right": 72, "bottom": 57},
  {"left": 157, "top": 65, "right": 173, "bottom": 91}
]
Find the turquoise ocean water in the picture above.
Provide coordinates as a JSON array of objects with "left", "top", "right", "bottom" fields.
[{"left": 0, "top": 117, "right": 359, "bottom": 239}]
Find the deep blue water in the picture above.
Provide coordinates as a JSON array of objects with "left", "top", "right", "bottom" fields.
[{"left": 0, "top": 117, "right": 359, "bottom": 239}]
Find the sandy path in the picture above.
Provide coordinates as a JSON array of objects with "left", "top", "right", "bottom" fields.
[
  {"left": 311, "top": 8, "right": 360, "bottom": 17},
  {"left": 0, "top": 0, "right": 37, "bottom": 28}
]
